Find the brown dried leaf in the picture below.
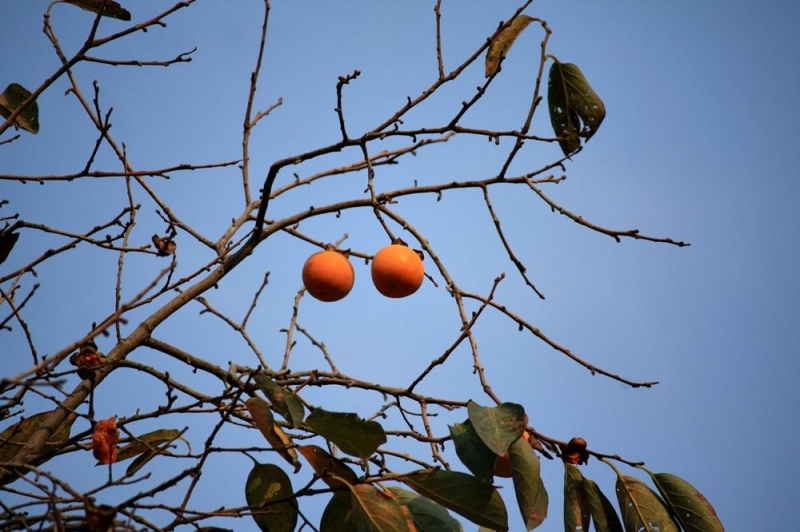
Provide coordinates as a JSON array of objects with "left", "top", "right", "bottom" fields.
[{"left": 92, "top": 417, "right": 119, "bottom": 465}]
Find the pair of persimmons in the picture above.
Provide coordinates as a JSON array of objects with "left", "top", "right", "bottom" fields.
[{"left": 302, "top": 241, "right": 424, "bottom": 301}]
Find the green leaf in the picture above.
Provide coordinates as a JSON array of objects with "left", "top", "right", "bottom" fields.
[
  {"left": 583, "top": 478, "right": 623, "bottom": 532},
  {"left": 63, "top": 0, "right": 132, "bottom": 21},
  {"left": 0, "top": 84, "right": 39, "bottom": 134},
  {"left": 563, "top": 464, "right": 590, "bottom": 532},
  {"left": 245, "top": 463, "right": 298, "bottom": 532},
  {"left": 449, "top": 420, "right": 496, "bottom": 482},
  {"left": 403, "top": 469, "right": 508, "bottom": 531},
  {"left": 508, "top": 435, "right": 548, "bottom": 529},
  {"left": 648, "top": 472, "right": 725, "bottom": 532},
  {"left": 245, "top": 397, "right": 300, "bottom": 471},
  {"left": 485, "top": 15, "right": 535, "bottom": 77},
  {"left": 349, "top": 484, "right": 413, "bottom": 532},
  {"left": 116, "top": 428, "right": 182, "bottom": 462},
  {"left": 0, "top": 411, "right": 76, "bottom": 463},
  {"left": 305, "top": 408, "right": 386, "bottom": 460},
  {"left": 389, "top": 487, "right": 464, "bottom": 532},
  {"left": 321, "top": 493, "right": 353, "bottom": 531},
  {"left": 615, "top": 475, "right": 679, "bottom": 532},
  {"left": 0, "top": 230, "right": 19, "bottom": 265},
  {"left": 466, "top": 400, "right": 527, "bottom": 456},
  {"left": 253, "top": 373, "right": 305, "bottom": 428},
  {"left": 547, "top": 59, "right": 605, "bottom": 156}
]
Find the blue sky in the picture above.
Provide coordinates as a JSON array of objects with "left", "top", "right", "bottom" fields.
[{"left": 2, "top": 1, "right": 799, "bottom": 530}]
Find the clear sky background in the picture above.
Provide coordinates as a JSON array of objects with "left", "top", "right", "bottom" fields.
[{"left": 2, "top": 1, "right": 799, "bottom": 530}]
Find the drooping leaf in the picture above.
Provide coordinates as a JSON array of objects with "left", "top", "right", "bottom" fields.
[
  {"left": 349, "top": 484, "right": 413, "bottom": 532},
  {"left": 583, "top": 478, "right": 623, "bottom": 532},
  {"left": 297, "top": 444, "right": 358, "bottom": 499},
  {"left": 467, "top": 400, "right": 527, "bottom": 456},
  {"left": 647, "top": 471, "right": 725, "bottom": 532},
  {"left": 0, "top": 411, "right": 77, "bottom": 463},
  {"left": 563, "top": 464, "right": 590, "bottom": 532},
  {"left": 0, "top": 83, "right": 39, "bottom": 134},
  {"left": 304, "top": 408, "right": 386, "bottom": 460},
  {"left": 63, "top": 0, "right": 132, "bottom": 21},
  {"left": 0, "top": 230, "right": 19, "bottom": 265},
  {"left": 116, "top": 428, "right": 183, "bottom": 462},
  {"left": 508, "top": 435, "right": 548, "bottom": 529},
  {"left": 616, "top": 475, "right": 679, "bottom": 532},
  {"left": 403, "top": 469, "right": 508, "bottom": 531},
  {"left": 449, "top": 420, "right": 496, "bottom": 482},
  {"left": 485, "top": 15, "right": 535, "bottom": 77},
  {"left": 547, "top": 59, "right": 605, "bottom": 156},
  {"left": 253, "top": 373, "right": 305, "bottom": 428},
  {"left": 389, "top": 487, "right": 464, "bottom": 532},
  {"left": 245, "top": 397, "right": 300, "bottom": 471},
  {"left": 245, "top": 462, "right": 297, "bottom": 532}
]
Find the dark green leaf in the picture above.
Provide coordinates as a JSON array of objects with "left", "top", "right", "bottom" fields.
[
  {"left": 349, "top": 484, "right": 413, "bottom": 532},
  {"left": 389, "top": 487, "right": 464, "bottom": 532},
  {"left": 449, "top": 420, "right": 496, "bottom": 482},
  {"left": 584, "top": 478, "right": 623, "bottom": 532},
  {"left": 253, "top": 373, "right": 305, "bottom": 428},
  {"left": 0, "top": 84, "right": 39, "bottom": 134},
  {"left": 485, "top": 15, "right": 535, "bottom": 77},
  {"left": 648, "top": 472, "right": 725, "bottom": 532},
  {"left": 245, "top": 397, "right": 300, "bottom": 471},
  {"left": 616, "top": 475, "right": 679, "bottom": 532},
  {"left": 321, "top": 493, "right": 353, "bottom": 531},
  {"left": 116, "top": 428, "right": 182, "bottom": 462},
  {"left": 509, "top": 435, "right": 548, "bottom": 529},
  {"left": 0, "top": 230, "right": 19, "bottom": 265},
  {"left": 63, "top": 0, "right": 131, "bottom": 21},
  {"left": 305, "top": 408, "right": 386, "bottom": 460},
  {"left": 467, "top": 400, "right": 527, "bottom": 456},
  {"left": 0, "top": 411, "right": 76, "bottom": 463},
  {"left": 563, "top": 464, "right": 590, "bottom": 532},
  {"left": 547, "top": 59, "right": 605, "bottom": 156},
  {"left": 245, "top": 463, "right": 297, "bottom": 532},
  {"left": 403, "top": 469, "right": 508, "bottom": 531}
]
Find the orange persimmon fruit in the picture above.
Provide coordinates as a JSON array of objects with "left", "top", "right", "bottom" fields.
[
  {"left": 371, "top": 242, "right": 424, "bottom": 298},
  {"left": 494, "top": 430, "right": 531, "bottom": 478},
  {"left": 302, "top": 247, "right": 355, "bottom": 302}
]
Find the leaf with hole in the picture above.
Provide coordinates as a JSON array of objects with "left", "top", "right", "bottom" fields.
[
  {"left": 254, "top": 373, "right": 305, "bottom": 427},
  {"left": 616, "top": 475, "right": 679, "bottom": 532},
  {"left": 467, "top": 400, "right": 527, "bottom": 456},
  {"left": 564, "top": 463, "right": 590, "bottom": 532},
  {"left": 547, "top": 59, "right": 605, "bottom": 156},
  {"left": 63, "top": 0, "right": 131, "bottom": 20},
  {"left": 305, "top": 408, "right": 386, "bottom": 460},
  {"left": 245, "top": 462, "right": 297, "bottom": 532},
  {"left": 0, "top": 84, "right": 39, "bottom": 134},
  {"left": 403, "top": 469, "right": 508, "bottom": 531},
  {"left": 645, "top": 471, "right": 725, "bottom": 532},
  {"left": 485, "top": 15, "right": 535, "bottom": 77}
]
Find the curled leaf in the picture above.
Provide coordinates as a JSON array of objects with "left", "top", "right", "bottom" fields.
[
  {"left": 486, "top": 15, "right": 535, "bottom": 77},
  {"left": 64, "top": 0, "right": 132, "bottom": 21},
  {"left": 92, "top": 417, "right": 119, "bottom": 465},
  {"left": 0, "top": 83, "right": 39, "bottom": 134},
  {"left": 151, "top": 234, "right": 177, "bottom": 256},
  {"left": 547, "top": 59, "right": 606, "bottom": 156},
  {"left": 245, "top": 397, "right": 300, "bottom": 471},
  {"left": 0, "top": 229, "right": 19, "bottom": 265}
]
